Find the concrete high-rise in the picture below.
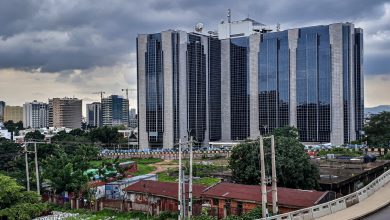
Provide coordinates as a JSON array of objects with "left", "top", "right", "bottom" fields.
[
  {"left": 0, "top": 101, "right": 5, "bottom": 122},
  {"left": 4, "top": 106, "right": 23, "bottom": 122},
  {"left": 49, "top": 98, "right": 82, "bottom": 129},
  {"left": 102, "top": 95, "right": 129, "bottom": 127},
  {"left": 86, "top": 102, "right": 102, "bottom": 128},
  {"left": 23, "top": 101, "right": 49, "bottom": 129},
  {"left": 137, "top": 17, "right": 364, "bottom": 149}
]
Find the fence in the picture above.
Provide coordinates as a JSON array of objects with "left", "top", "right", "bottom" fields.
[{"left": 259, "top": 168, "right": 390, "bottom": 220}]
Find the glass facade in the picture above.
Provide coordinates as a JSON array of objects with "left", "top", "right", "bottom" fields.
[
  {"left": 259, "top": 31, "right": 289, "bottom": 134},
  {"left": 230, "top": 37, "right": 250, "bottom": 140},
  {"left": 208, "top": 37, "right": 222, "bottom": 141},
  {"left": 354, "top": 29, "right": 364, "bottom": 140},
  {"left": 296, "top": 26, "right": 331, "bottom": 142},
  {"left": 138, "top": 23, "right": 364, "bottom": 148},
  {"left": 145, "top": 34, "right": 164, "bottom": 146},
  {"left": 187, "top": 34, "right": 207, "bottom": 143}
]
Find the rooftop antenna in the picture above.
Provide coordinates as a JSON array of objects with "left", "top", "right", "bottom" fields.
[{"left": 227, "top": 8, "right": 231, "bottom": 23}]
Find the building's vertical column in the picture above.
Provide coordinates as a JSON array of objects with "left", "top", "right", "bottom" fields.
[
  {"left": 162, "top": 31, "right": 174, "bottom": 149},
  {"left": 221, "top": 39, "right": 231, "bottom": 141},
  {"left": 330, "top": 24, "right": 344, "bottom": 146},
  {"left": 288, "top": 29, "right": 299, "bottom": 128},
  {"left": 201, "top": 35, "right": 210, "bottom": 146},
  {"left": 137, "top": 35, "right": 149, "bottom": 149},
  {"left": 249, "top": 34, "right": 260, "bottom": 139},
  {"left": 348, "top": 23, "right": 357, "bottom": 141},
  {"left": 179, "top": 31, "right": 188, "bottom": 142}
]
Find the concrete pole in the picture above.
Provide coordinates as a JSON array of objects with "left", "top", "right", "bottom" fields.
[
  {"left": 259, "top": 137, "right": 268, "bottom": 218},
  {"left": 178, "top": 139, "right": 183, "bottom": 220},
  {"left": 24, "top": 144, "right": 30, "bottom": 191},
  {"left": 271, "top": 135, "right": 278, "bottom": 215},
  {"left": 182, "top": 170, "right": 186, "bottom": 218},
  {"left": 188, "top": 136, "right": 193, "bottom": 219},
  {"left": 34, "top": 142, "right": 40, "bottom": 195}
]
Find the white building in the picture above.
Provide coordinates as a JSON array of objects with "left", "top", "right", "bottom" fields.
[{"left": 23, "top": 101, "right": 49, "bottom": 129}]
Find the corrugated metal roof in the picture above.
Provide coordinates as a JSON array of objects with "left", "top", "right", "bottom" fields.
[
  {"left": 123, "top": 180, "right": 207, "bottom": 199},
  {"left": 202, "top": 182, "right": 328, "bottom": 208}
]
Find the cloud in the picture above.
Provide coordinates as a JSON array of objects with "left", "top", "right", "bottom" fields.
[
  {"left": 0, "top": 0, "right": 388, "bottom": 74},
  {"left": 0, "top": 0, "right": 390, "bottom": 108}
]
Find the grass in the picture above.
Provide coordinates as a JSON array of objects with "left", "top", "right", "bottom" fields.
[
  {"left": 49, "top": 207, "right": 175, "bottom": 220},
  {"left": 87, "top": 157, "right": 162, "bottom": 177},
  {"left": 317, "top": 148, "right": 363, "bottom": 157},
  {"left": 157, "top": 170, "right": 220, "bottom": 186}
]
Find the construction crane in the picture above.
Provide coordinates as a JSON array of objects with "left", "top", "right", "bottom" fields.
[
  {"left": 121, "top": 88, "right": 136, "bottom": 100},
  {"left": 92, "top": 91, "right": 105, "bottom": 100}
]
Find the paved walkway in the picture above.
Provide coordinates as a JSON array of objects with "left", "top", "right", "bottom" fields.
[{"left": 317, "top": 182, "right": 390, "bottom": 220}]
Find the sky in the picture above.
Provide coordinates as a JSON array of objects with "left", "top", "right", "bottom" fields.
[{"left": 0, "top": 0, "right": 389, "bottom": 114}]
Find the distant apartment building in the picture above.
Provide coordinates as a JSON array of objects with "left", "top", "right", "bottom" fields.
[
  {"left": 23, "top": 101, "right": 49, "bottom": 129},
  {"left": 137, "top": 16, "right": 364, "bottom": 149},
  {"left": 0, "top": 101, "right": 5, "bottom": 122},
  {"left": 49, "top": 98, "right": 82, "bottom": 129},
  {"left": 102, "top": 95, "right": 129, "bottom": 127},
  {"left": 129, "top": 108, "right": 137, "bottom": 119},
  {"left": 4, "top": 106, "right": 23, "bottom": 122},
  {"left": 86, "top": 102, "right": 102, "bottom": 128}
]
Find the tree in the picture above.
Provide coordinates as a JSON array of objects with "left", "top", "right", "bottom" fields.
[
  {"left": 42, "top": 153, "right": 89, "bottom": 194},
  {"left": 364, "top": 111, "right": 390, "bottom": 147},
  {"left": 0, "top": 174, "right": 47, "bottom": 220},
  {"left": 229, "top": 127, "right": 319, "bottom": 190},
  {"left": 24, "top": 130, "right": 45, "bottom": 141}
]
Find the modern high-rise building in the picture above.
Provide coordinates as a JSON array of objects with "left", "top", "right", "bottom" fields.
[
  {"left": 137, "top": 16, "right": 364, "bottom": 149},
  {"left": 23, "top": 101, "right": 49, "bottom": 129},
  {"left": 102, "top": 95, "right": 129, "bottom": 127},
  {"left": 86, "top": 102, "right": 102, "bottom": 128},
  {"left": 0, "top": 101, "right": 5, "bottom": 122},
  {"left": 4, "top": 106, "right": 23, "bottom": 122},
  {"left": 49, "top": 98, "right": 82, "bottom": 129}
]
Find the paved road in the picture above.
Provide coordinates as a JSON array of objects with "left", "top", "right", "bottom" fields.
[
  {"left": 363, "top": 205, "right": 390, "bottom": 220},
  {"left": 317, "top": 182, "right": 390, "bottom": 220}
]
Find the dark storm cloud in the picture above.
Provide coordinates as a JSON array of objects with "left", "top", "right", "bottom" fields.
[{"left": 0, "top": 0, "right": 389, "bottom": 74}]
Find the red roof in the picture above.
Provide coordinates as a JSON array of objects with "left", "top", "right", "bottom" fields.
[
  {"left": 123, "top": 180, "right": 207, "bottom": 200},
  {"left": 202, "top": 182, "right": 328, "bottom": 208}
]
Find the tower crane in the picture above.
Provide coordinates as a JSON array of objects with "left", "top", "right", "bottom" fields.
[
  {"left": 92, "top": 91, "right": 105, "bottom": 100},
  {"left": 121, "top": 88, "right": 136, "bottom": 100}
]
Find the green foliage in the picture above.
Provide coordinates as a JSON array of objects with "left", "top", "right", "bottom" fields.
[
  {"left": 317, "top": 148, "right": 362, "bottom": 157},
  {"left": 25, "top": 130, "right": 45, "bottom": 141},
  {"left": 0, "top": 174, "right": 47, "bottom": 219},
  {"left": 0, "top": 139, "right": 21, "bottom": 172},
  {"left": 4, "top": 120, "right": 23, "bottom": 135},
  {"left": 229, "top": 127, "right": 319, "bottom": 189},
  {"left": 364, "top": 111, "right": 390, "bottom": 147},
  {"left": 384, "top": 152, "right": 390, "bottom": 160},
  {"left": 89, "top": 126, "right": 120, "bottom": 144}
]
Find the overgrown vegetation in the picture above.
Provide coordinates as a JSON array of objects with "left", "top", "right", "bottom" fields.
[
  {"left": 364, "top": 111, "right": 390, "bottom": 147},
  {"left": 317, "top": 148, "right": 362, "bottom": 157},
  {"left": 0, "top": 174, "right": 48, "bottom": 220},
  {"left": 229, "top": 127, "right": 320, "bottom": 189}
]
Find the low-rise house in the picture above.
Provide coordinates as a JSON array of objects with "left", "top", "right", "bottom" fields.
[
  {"left": 105, "top": 174, "right": 157, "bottom": 200},
  {"left": 202, "top": 182, "right": 335, "bottom": 219},
  {"left": 123, "top": 180, "right": 207, "bottom": 216}
]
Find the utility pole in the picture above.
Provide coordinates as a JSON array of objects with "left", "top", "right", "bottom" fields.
[
  {"left": 178, "top": 139, "right": 183, "bottom": 220},
  {"left": 271, "top": 135, "right": 278, "bottom": 215},
  {"left": 24, "top": 141, "right": 47, "bottom": 195},
  {"left": 188, "top": 136, "right": 193, "bottom": 219},
  {"left": 259, "top": 136, "right": 268, "bottom": 218},
  {"left": 24, "top": 144, "right": 30, "bottom": 191},
  {"left": 34, "top": 142, "right": 40, "bottom": 195}
]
